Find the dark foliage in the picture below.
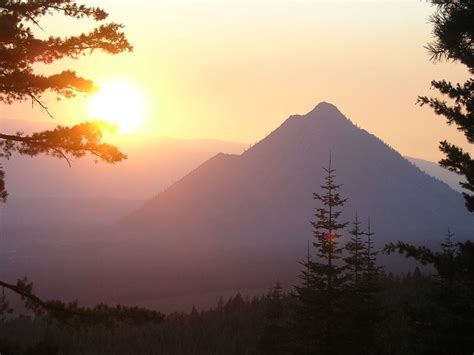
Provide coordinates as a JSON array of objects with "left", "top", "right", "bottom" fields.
[
  {"left": 292, "top": 164, "right": 385, "bottom": 355},
  {"left": 344, "top": 214, "right": 365, "bottom": 285},
  {"left": 418, "top": 0, "right": 474, "bottom": 211},
  {"left": 0, "top": 293, "right": 270, "bottom": 355},
  {"left": 0, "top": 278, "right": 164, "bottom": 329},
  {"left": 0, "top": 0, "right": 132, "bottom": 104},
  {"left": 0, "top": 0, "right": 132, "bottom": 201},
  {"left": 293, "top": 158, "right": 349, "bottom": 355},
  {"left": 0, "top": 0, "right": 148, "bottom": 328},
  {"left": 0, "top": 271, "right": 444, "bottom": 355},
  {"left": 347, "top": 219, "right": 384, "bottom": 355},
  {"left": 385, "top": 233, "right": 474, "bottom": 354},
  {"left": 260, "top": 284, "right": 290, "bottom": 354}
]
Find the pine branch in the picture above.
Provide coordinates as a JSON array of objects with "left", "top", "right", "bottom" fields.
[
  {"left": 0, "top": 278, "right": 164, "bottom": 327},
  {"left": 384, "top": 242, "right": 436, "bottom": 265},
  {"left": 0, "top": 122, "right": 126, "bottom": 164},
  {"left": 0, "top": 122, "right": 127, "bottom": 202}
]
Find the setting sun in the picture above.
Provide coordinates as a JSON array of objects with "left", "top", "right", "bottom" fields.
[{"left": 89, "top": 81, "right": 146, "bottom": 132}]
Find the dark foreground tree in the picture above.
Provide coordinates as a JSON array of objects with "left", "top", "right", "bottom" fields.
[
  {"left": 293, "top": 158, "right": 348, "bottom": 355},
  {"left": 0, "top": 0, "right": 132, "bottom": 201},
  {"left": 385, "top": 232, "right": 474, "bottom": 354},
  {"left": 418, "top": 1, "right": 474, "bottom": 212},
  {"left": 0, "top": 0, "right": 162, "bottom": 326}
]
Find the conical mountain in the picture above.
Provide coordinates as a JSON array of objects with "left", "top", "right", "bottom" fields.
[
  {"left": 117, "top": 102, "right": 472, "bottom": 298},
  {"left": 124, "top": 102, "right": 471, "bottom": 246}
]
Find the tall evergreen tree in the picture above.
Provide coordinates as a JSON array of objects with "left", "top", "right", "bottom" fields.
[
  {"left": 294, "top": 158, "right": 348, "bottom": 355},
  {"left": 345, "top": 217, "right": 383, "bottom": 355},
  {"left": 343, "top": 214, "right": 366, "bottom": 354},
  {"left": 359, "top": 218, "right": 383, "bottom": 354},
  {"left": 417, "top": 1, "right": 474, "bottom": 212}
]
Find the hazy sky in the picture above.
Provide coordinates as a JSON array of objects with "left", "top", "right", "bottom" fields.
[{"left": 1, "top": 1, "right": 472, "bottom": 161}]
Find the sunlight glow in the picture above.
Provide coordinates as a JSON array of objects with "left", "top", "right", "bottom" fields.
[{"left": 89, "top": 81, "right": 147, "bottom": 133}]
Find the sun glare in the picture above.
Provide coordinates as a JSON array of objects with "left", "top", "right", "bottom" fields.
[{"left": 89, "top": 81, "right": 146, "bottom": 133}]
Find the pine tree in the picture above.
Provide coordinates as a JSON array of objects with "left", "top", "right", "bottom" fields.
[
  {"left": 441, "top": 228, "right": 455, "bottom": 255},
  {"left": 345, "top": 217, "right": 383, "bottom": 355},
  {"left": 440, "top": 228, "right": 456, "bottom": 284},
  {"left": 359, "top": 218, "right": 383, "bottom": 354},
  {"left": 417, "top": 1, "right": 474, "bottom": 212},
  {"left": 343, "top": 214, "right": 366, "bottom": 354},
  {"left": 294, "top": 158, "right": 348, "bottom": 355},
  {"left": 344, "top": 214, "right": 365, "bottom": 287},
  {"left": 363, "top": 218, "right": 380, "bottom": 289}
]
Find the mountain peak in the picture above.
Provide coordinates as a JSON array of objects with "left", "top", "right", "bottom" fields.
[
  {"left": 307, "top": 101, "right": 344, "bottom": 118},
  {"left": 246, "top": 101, "right": 354, "bottom": 156}
]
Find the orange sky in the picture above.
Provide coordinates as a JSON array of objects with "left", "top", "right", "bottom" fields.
[{"left": 1, "top": 1, "right": 472, "bottom": 161}]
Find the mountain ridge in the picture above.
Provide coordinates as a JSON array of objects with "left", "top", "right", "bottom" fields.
[{"left": 122, "top": 102, "right": 472, "bottom": 246}]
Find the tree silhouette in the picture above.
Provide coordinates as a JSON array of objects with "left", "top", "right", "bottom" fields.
[
  {"left": 359, "top": 219, "right": 383, "bottom": 354},
  {"left": 385, "top": 232, "right": 474, "bottom": 354},
  {"left": 0, "top": 1, "right": 163, "bottom": 326},
  {"left": 363, "top": 218, "right": 380, "bottom": 289},
  {"left": 418, "top": 1, "right": 474, "bottom": 212},
  {"left": 344, "top": 214, "right": 365, "bottom": 287},
  {"left": 294, "top": 158, "right": 349, "bottom": 355},
  {"left": 0, "top": 0, "right": 132, "bottom": 201},
  {"left": 343, "top": 217, "right": 383, "bottom": 354}
]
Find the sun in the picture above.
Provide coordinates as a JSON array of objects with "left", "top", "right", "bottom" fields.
[{"left": 89, "top": 81, "right": 146, "bottom": 133}]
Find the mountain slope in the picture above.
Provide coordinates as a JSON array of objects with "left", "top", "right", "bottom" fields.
[
  {"left": 0, "top": 135, "right": 246, "bottom": 226},
  {"left": 123, "top": 102, "right": 472, "bottom": 248},
  {"left": 0, "top": 134, "right": 246, "bottom": 200}
]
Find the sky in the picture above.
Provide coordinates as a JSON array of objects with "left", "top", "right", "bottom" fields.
[{"left": 1, "top": 0, "right": 472, "bottom": 162}]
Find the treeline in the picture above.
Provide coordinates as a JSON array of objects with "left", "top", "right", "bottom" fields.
[{"left": 0, "top": 271, "right": 439, "bottom": 355}]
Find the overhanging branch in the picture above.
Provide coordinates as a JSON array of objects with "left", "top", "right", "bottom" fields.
[{"left": 0, "top": 132, "right": 72, "bottom": 167}]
